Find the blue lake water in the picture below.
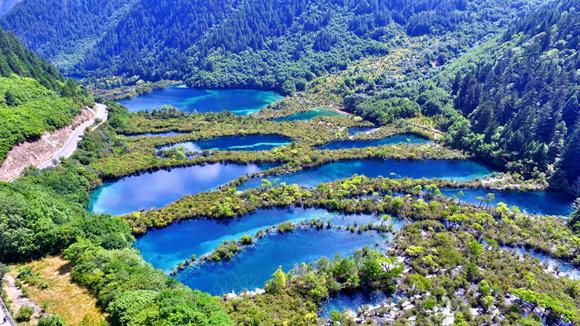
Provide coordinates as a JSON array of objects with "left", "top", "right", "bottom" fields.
[
  {"left": 441, "top": 188, "right": 574, "bottom": 216},
  {"left": 157, "top": 135, "right": 292, "bottom": 153},
  {"left": 89, "top": 163, "right": 265, "bottom": 215},
  {"left": 318, "top": 134, "right": 431, "bottom": 150},
  {"left": 176, "top": 228, "right": 389, "bottom": 295},
  {"left": 320, "top": 291, "right": 389, "bottom": 317},
  {"left": 135, "top": 207, "right": 390, "bottom": 272},
  {"left": 118, "top": 85, "right": 283, "bottom": 115},
  {"left": 502, "top": 246, "right": 579, "bottom": 280},
  {"left": 273, "top": 107, "right": 344, "bottom": 121},
  {"left": 348, "top": 126, "right": 378, "bottom": 136},
  {"left": 239, "top": 159, "right": 492, "bottom": 190}
]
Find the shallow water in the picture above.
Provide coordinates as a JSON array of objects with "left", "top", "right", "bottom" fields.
[
  {"left": 176, "top": 228, "right": 390, "bottom": 295},
  {"left": 317, "top": 134, "right": 431, "bottom": 150},
  {"left": 89, "top": 163, "right": 265, "bottom": 215},
  {"left": 135, "top": 207, "right": 388, "bottom": 272},
  {"left": 502, "top": 246, "right": 579, "bottom": 280},
  {"left": 348, "top": 126, "right": 378, "bottom": 136},
  {"left": 320, "top": 291, "right": 389, "bottom": 317},
  {"left": 157, "top": 134, "right": 291, "bottom": 153},
  {"left": 239, "top": 159, "right": 492, "bottom": 190},
  {"left": 441, "top": 188, "right": 574, "bottom": 216},
  {"left": 118, "top": 85, "right": 283, "bottom": 115},
  {"left": 273, "top": 107, "right": 344, "bottom": 121}
]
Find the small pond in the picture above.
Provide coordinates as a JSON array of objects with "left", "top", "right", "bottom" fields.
[{"left": 273, "top": 107, "right": 344, "bottom": 121}]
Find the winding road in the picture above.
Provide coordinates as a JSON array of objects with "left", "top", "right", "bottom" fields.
[{"left": 37, "top": 103, "right": 108, "bottom": 170}]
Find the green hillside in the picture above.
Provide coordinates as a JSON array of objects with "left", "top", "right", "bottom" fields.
[{"left": 0, "top": 28, "right": 91, "bottom": 161}]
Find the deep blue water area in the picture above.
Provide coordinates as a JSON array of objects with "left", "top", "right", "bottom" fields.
[
  {"left": 134, "top": 207, "right": 392, "bottom": 272},
  {"left": 118, "top": 85, "right": 283, "bottom": 115},
  {"left": 441, "top": 188, "right": 574, "bottom": 216},
  {"left": 239, "top": 159, "right": 493, "bottom": 190},
  {"left": 89, "top": 163, "right": 266, "bottom": 215}
]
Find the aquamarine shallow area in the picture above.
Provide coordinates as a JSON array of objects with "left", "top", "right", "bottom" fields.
[
  {"left": 89, "top": 163, "right": 265, "bottom": 215},
  {"left": 348, "top": 126, "right": 378, "bottom": 136},
  {"left": 273, "top": 107, "right": 344, "bottom": 121},
  {"left": 176, "top": 228, "right": 390, "bottom": 295},
  {"left": 239, "top": 159, "right": 493, "bottom": 190},
  {"left": 317, "top": 134, "right": 431, "bottom": 150},
  {"left": 157, "top": 135, "right": 292, "bottom": 153},
  {"left": 118, "top": 85, "right": 283, "bottom": 115},
  {"left": 135, "top": 207, "right": 387, "bottom": 272},
  {"left": 320, "top": 291, "right": 389, "bottom": 317},
  {"left": 441, "top": 188, "right": 574, "bottom": 216}
]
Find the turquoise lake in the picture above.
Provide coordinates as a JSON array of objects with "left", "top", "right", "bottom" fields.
[
  {"left": 239, "top": 159, "right": 493, "bottom": 190},
  {"left": 317, "top": 134, "right": 431, "bottom": 150},
  {"left": 157, "top": 135, "right": 292, "bottom": 153},
  {"left": 118, "top": 85, "right": 283, "bottom": 115},
  {"left": 135, "top": 207, "right": 395, "bottom": 272},
  {"left": 89, "top": 163, "right": 265, "bottom": 215},
  {"left": 176, "top": 228, "right": 390, "bottom": 295},
  {"left": 441, "top": 188, "right": 574, "bottom": 216},
  {"left": 273, "top": 107, "right": 344, "bottom": 121}
]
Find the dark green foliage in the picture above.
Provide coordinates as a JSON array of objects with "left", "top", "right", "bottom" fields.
[
  {"left": 2, "top": 0, "right": 523, "bottom": 93},
  {"left": 446, "top": 0, "right": 579, "bottom": 190},
  {"left": 37, "top": 315, "right": 66, "bottom": 326},
  {"left": 0, "top": 163, "right": 132, "bottom": 262},
  {"left": 65, "top": 242, "right": 232, "bottom": 325}
]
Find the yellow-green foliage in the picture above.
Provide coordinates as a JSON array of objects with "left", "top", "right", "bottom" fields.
[{"left": 0, "top": 75, "right": 80, "bottom": 160}]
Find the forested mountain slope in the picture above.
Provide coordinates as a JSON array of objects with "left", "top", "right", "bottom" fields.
[
  {"left": 2, "top": 0, "right": 540, "bottom": 93},
  {"left": 339, "top": 0, "right": 578, "bottom": 193},
  {"left": 0, "top": 27, "right": 90, "bottom": 162},
  {"left": 446, "top": 0, "right": 579, "bottom": 192},
  {"left": 1, "top": 0, "right": 136, "bottom": 71}
]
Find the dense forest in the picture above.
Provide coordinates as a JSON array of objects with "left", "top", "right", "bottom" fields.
[
  {"left": 341, "top": 0, "right": 579, "bottom": 194},
  {"left": 0, "top": 27, "right": 90, "bottom": 161},
  {"left": 3, "top": 0, "right": 539, "bottom": 93},
  {"left": 447, "top": 0, "right": 579, "bottom": 193}
]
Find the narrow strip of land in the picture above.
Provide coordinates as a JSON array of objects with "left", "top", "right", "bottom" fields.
[{"left": 0, "top": 103, "right": 108, "bottom": 182}]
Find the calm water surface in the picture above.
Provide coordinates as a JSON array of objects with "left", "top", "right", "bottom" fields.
[
  {"left": 135, "top": 207, "right": 389, "bottom": 272},
  {"left": 318, "top": 134, "right": 431, "bottom": 150},
  {"left": 348, "top": 126, "right": 378, "bottom": 136},
  {"left": 157, "top": 135, "right": 291, "bottom": 153},
  {"left": 89, "top": 163, "right": 265, "bottom": 215},
  {"left": 118, "top": 85, "right": 283, "bottom": 115},
  {"left": 239, "top": 159, "right": 492, "bottom": 190},
  {"left": 441, "top": 188, "right": 574, "bottom": 216},
  {"left": 274, "top": 107, "right": 344, "bottom": 121},
  {"left": 176, "top": 228, "right": 390, "bottom": 294}
]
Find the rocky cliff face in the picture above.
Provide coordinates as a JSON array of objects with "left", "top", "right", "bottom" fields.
[{"left": 0, "top": 0, "right": 23, "bottom": 17}]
